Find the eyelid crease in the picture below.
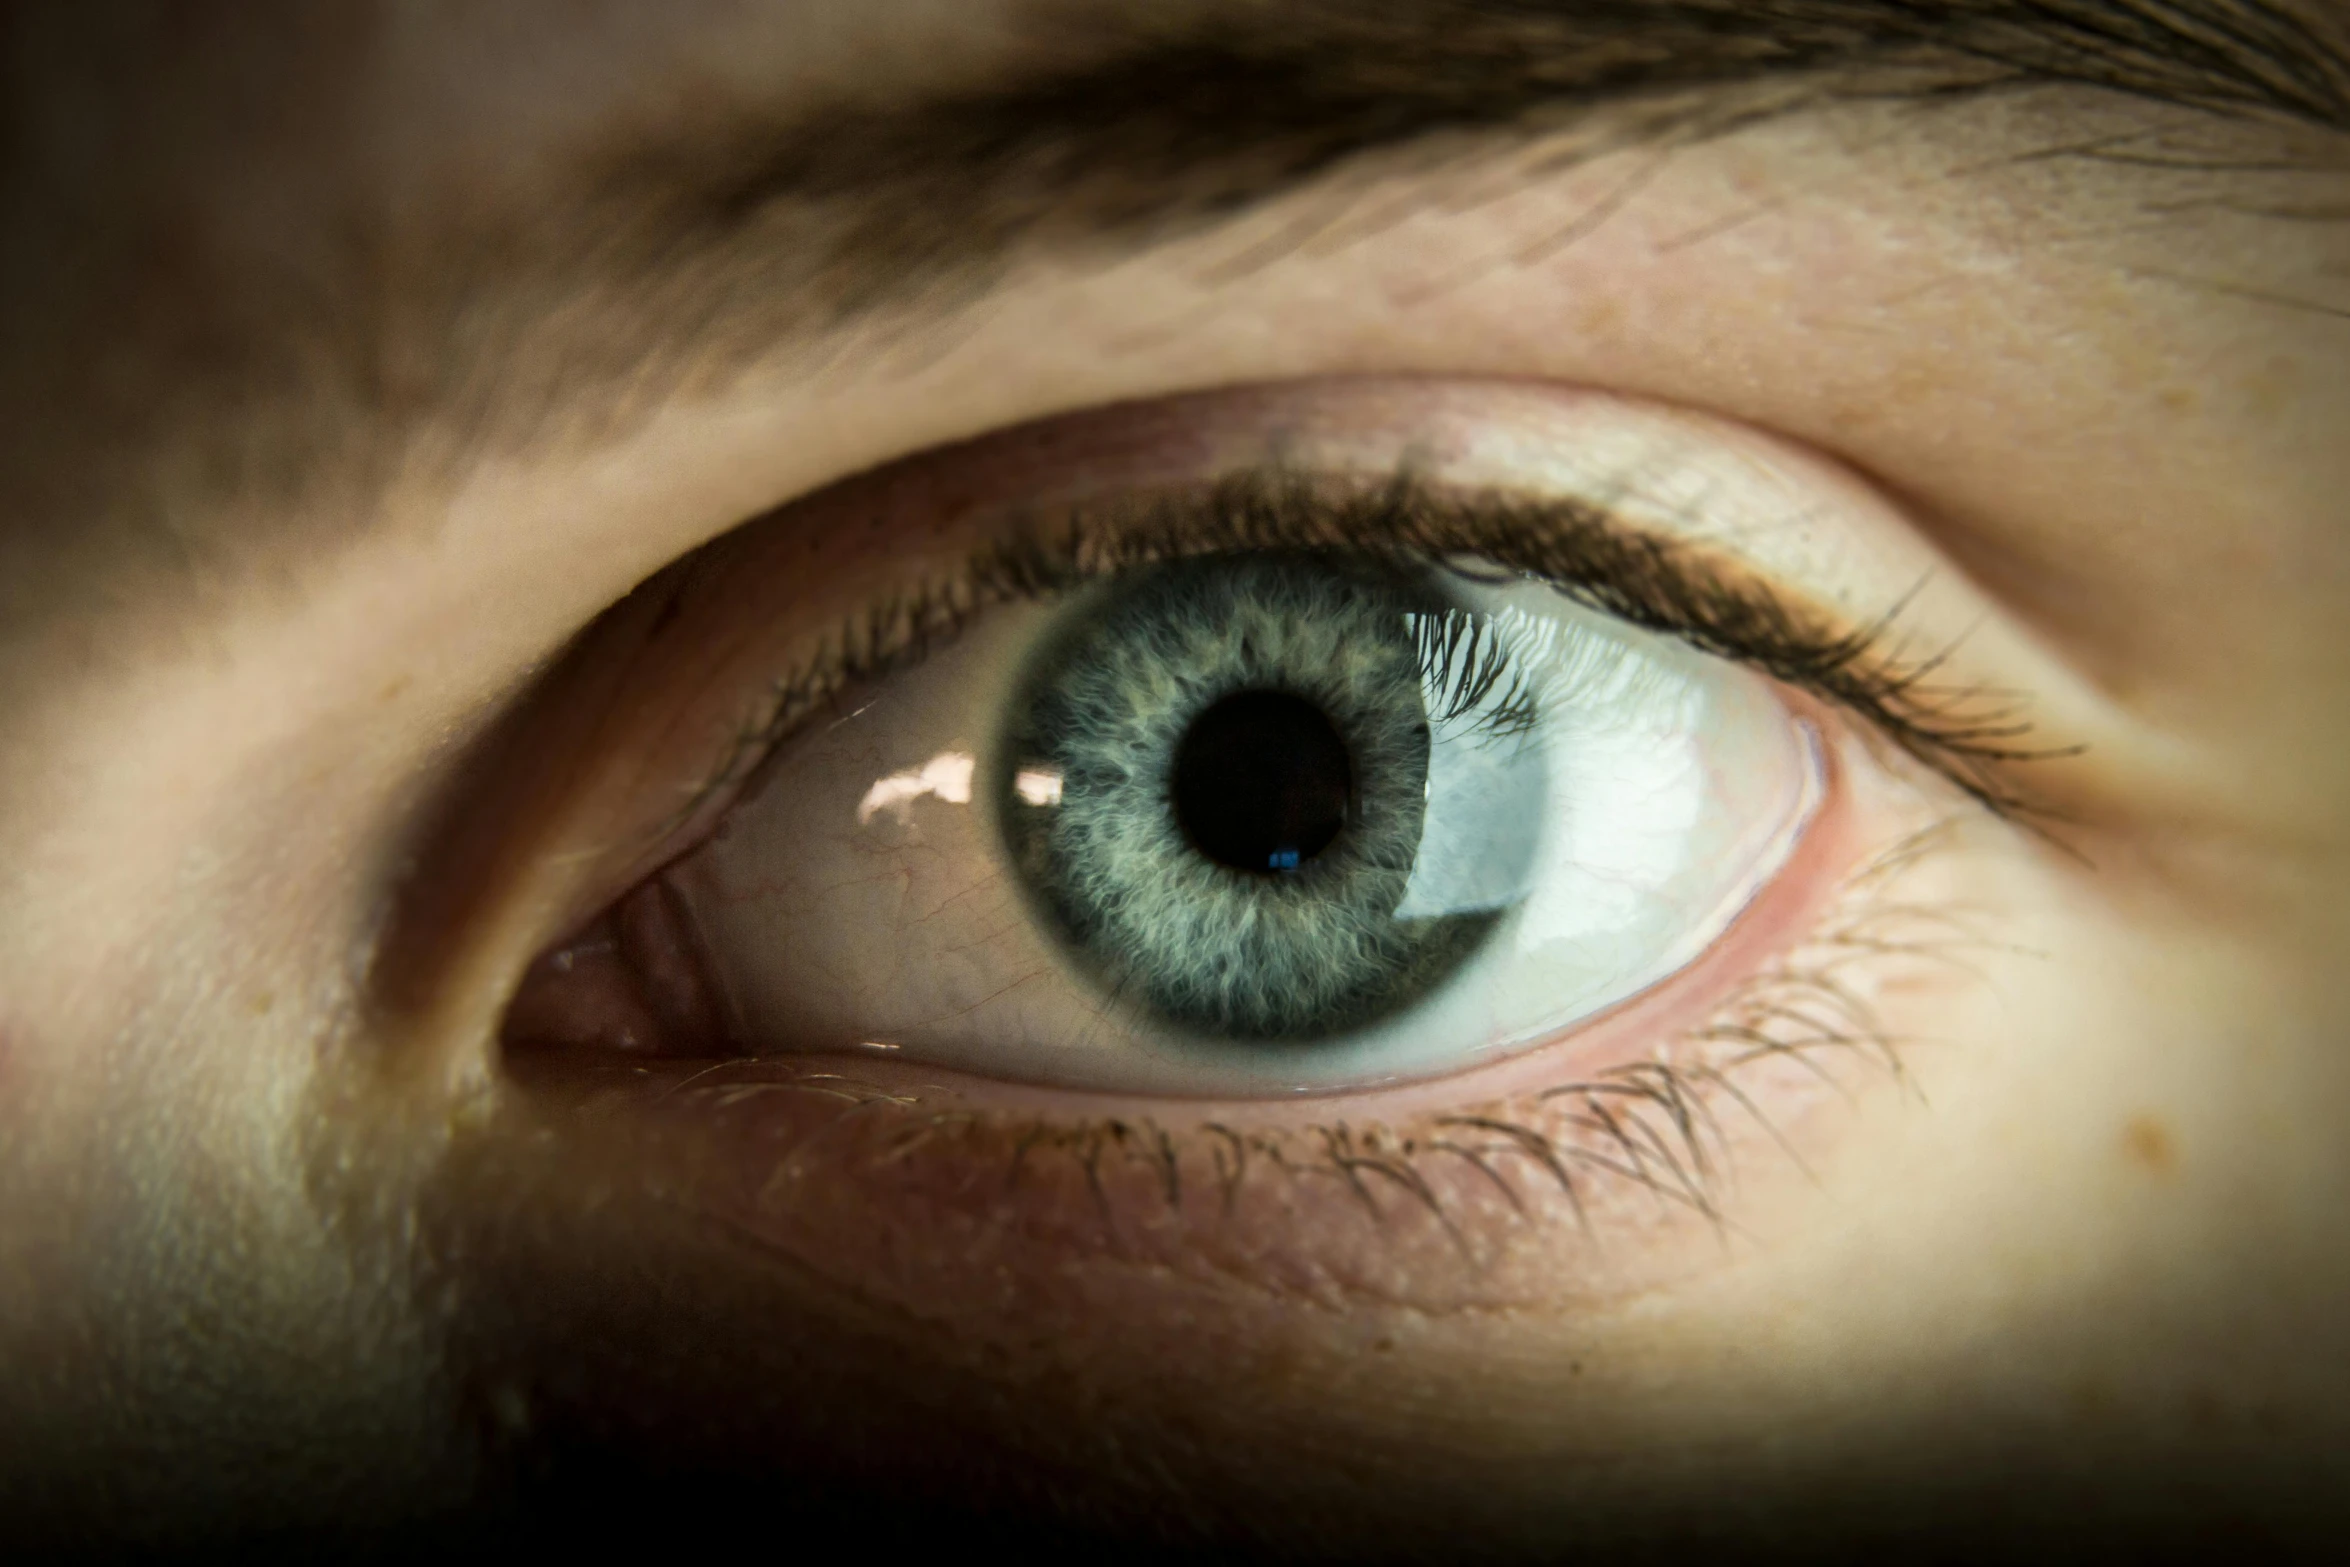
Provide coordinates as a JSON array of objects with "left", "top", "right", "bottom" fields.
[{"left": 685, "top": 464, "right": 2077, "bottom": 842}]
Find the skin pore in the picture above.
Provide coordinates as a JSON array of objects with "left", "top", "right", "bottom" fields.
[{"left": 1, "top": 0, "right": 2348, "bottom": 1556}]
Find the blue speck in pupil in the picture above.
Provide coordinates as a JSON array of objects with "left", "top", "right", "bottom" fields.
[{"left": 1171, "top": 688, "right": 1352, "bottom": 874}]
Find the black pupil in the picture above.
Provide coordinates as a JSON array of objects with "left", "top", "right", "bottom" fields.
[{"left": 1171, "top": 690, "right": 1353, "bottom": 873}]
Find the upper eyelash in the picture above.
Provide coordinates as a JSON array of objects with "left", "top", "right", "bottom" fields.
[
  {"left": 692, "top": 462, "right": 2075, "bottom": 827},
  {"left": 1411, "top": 606, "right": 1545, "bottom": 737}
]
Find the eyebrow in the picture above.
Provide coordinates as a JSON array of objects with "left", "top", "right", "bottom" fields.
[
  {"left": 30, "top": 0, "right": 2350, "bottom": 597},
  {"left": 562, "top": 0, "right": 2350, "bottom": 335}
]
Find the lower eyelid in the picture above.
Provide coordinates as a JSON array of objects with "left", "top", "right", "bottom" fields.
[{"left": 506, "top": 721, "right": 1979, "bottom": 1317}]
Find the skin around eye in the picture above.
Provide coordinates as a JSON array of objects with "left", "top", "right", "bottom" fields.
[{"left": 475, "top": 377, "right": 2046, "bottom": 1314}]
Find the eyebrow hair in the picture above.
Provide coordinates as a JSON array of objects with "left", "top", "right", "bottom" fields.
[
  {"left": 564, "top": 0, "right": 2350, "bottom": 333},
  {"left": 12, "top": 0, "right": 2350, "bottom": 616}
]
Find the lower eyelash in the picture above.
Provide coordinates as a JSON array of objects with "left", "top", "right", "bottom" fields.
[{"left": 657, "top": 817, "right": 1992, "bottom": 1312}]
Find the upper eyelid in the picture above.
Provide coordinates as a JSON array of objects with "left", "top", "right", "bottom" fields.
[{"left": 685, "top": 464, "right": 2075, "bottom": 837}]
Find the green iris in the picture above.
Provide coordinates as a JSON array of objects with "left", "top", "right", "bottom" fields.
[{"left": 995, "top": 553, "right": 1502, "bottom": 1042}]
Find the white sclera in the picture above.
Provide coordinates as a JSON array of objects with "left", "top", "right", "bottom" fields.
[
  {"left": 1336, "top": 579, "right": 1819, "bottom": 1089},
  {"left": 1392, "top": 620, "right": 1546, "bottom": 920},
  {"left": 669, "top": 570, "right": 1819, "bottom": 1095}
]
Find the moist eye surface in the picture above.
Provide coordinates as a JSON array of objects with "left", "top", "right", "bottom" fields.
[
  {"left": 996, "top": 553, "right": 1509, "bottom": 1043},
  {"left": 620, "top": 518, "right": 1821, "bottom": 1095}
]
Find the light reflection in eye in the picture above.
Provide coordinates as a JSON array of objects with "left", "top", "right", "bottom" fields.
[
  {"left": 1011, "top": 767, "right": 1064, "bottom": 808},
  {"left": 854, "top": 750, "right": 977, "bottom": 826}
]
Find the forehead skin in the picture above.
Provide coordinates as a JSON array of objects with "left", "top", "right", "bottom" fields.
[{"left": 0, "top": 0, "right": 2348, "bottom": 1556}]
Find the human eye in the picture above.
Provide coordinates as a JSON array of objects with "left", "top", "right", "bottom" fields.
[
  {"left": 674, "top": 520, "right": 1824, "bottom": 1095},
  {"left": 465, "top": 379, "right": 2056, "bottom": 1308}
]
